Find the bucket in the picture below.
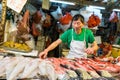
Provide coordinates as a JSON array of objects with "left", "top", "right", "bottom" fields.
[{"left": 111, "top": 45, "right": 120, "bottom": 58}]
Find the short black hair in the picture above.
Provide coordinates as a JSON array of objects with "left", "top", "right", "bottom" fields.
[
  {"left": 72, "top": 14, "right": 84, "bottom": 24},
  {"left": 68, "top": 14, "right": 85, "bottom": 29}
]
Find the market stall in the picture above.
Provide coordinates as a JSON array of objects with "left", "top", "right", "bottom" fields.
[{"left": 0, "top": 0, "right": 120, "bottom": 80}]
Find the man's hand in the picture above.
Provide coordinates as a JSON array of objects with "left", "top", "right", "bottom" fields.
[
  {"left": 85, "top": 47, "right": 94, "bottom": 54},
  {"left": 39, "top": 49, "right": 48, "bottom": 59}
]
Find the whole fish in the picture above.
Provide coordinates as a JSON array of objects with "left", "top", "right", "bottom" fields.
[
  {"left": 20, "top": 58, "right": 40, "bottom": 78},
  {"left": 8, "top": 57, "right": 31, "bottom": 80},
  {"left": 6, "top": 57, "right": 24, "bottom": 79},
  {"left": 0, "top": 57, "right": 12, "bottom": 77}
]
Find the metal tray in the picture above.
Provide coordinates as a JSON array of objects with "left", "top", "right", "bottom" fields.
[
  {"left": 0, "top": 46, "right": 32, "bottom": 53},
  {"left": 0, "top": 42, "right": 32, "bottom": 53}
]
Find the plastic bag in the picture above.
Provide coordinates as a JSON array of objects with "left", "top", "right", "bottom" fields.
[
  {"left": 51, "top": 6, "right": 63, "bottom": 20},
  {"left": 57, "top": 6, "right": 62, "bottom": 15},
  {"left": 70, "top": 10, "right": 79, "bottom": 16},
  {"left": 58, "top": 21, "right": 71, "bottom": 32},
  {"left": 51, "top": 11, "right": 61, "bottom": 20}
]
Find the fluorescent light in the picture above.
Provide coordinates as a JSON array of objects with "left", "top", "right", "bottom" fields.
[
  {"left": 89, "top": 5, "right": 105, "bottom": 10},
  {"left": 113, "top": 9, "right": 120, "bottom": 12},
  {"left": 50, "top": 0, "right": 75, "bottom": 5}
]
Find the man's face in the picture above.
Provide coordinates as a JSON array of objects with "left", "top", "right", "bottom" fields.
[{"left": 72, "top": 19, "right": 84, "bottom": 30}]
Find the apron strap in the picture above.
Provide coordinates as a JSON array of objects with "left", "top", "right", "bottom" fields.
[
  {"left": 84, "top": 28, "right": 86, "bottom": 41},
  {"left": 72, "top": 29, "right": 73, "bottom": 40},
  {"left": 84, "top": 28, "right": 86, "bottom": 48}
]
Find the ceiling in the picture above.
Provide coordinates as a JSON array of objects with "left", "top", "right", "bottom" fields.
[{"left": 28, "top": 0, "right": 120, "bottom": 12}]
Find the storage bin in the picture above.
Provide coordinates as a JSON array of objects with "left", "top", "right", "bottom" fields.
[{"left": 111, "top": 45, "right": 120, "bottom": 58}]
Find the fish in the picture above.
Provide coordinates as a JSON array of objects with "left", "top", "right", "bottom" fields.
[
  {"left": 39, "top": 60, "right": 48, "bottom": 75},
  {"left": 0, "top": 57, "right": 12, "bottom": 77},
  {"left": 39, "top": 60, "right": 57, "bottom": 80},
  {"left": 8, "top": 57, "right": 31, "bottom": 80},
  {"left": 46, "top": 61, "right": 57, "bottom": 80},
  {"left": 6, "top": 57, "right": 24, "bottom": 79},
  {"left": 20, "top": 58, "right": 40, "bottom": 78}
]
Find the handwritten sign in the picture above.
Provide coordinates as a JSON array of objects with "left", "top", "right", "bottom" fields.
[{"left": 7, "top": 0, "right": 27, "bottom": 13}]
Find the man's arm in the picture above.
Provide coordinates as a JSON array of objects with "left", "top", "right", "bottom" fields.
[
  {"left": 85, "top": 41, "right": 99, "bottom": 55},
  {"left": 39, "top": 39, "right": 62, "bottom": 58},
  {"left": 91, "top": 41, "right": 99, "bottom": 52},
  {"left": 44, "top": 39, "right": 62, "bottom": 52}
]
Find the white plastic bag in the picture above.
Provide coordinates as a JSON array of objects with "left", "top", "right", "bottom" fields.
[
  {"left": 70, "top": 10, "right": 79, "bottom": 16},
  {"left": 57, "top": 6, "right": 62, "bottom": 15},
  {"left": 58, "top": 21, "right": 71, "bottom": 32},
  {"left": 51, "top": 6, "right": 63, "bottom": 20}
]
